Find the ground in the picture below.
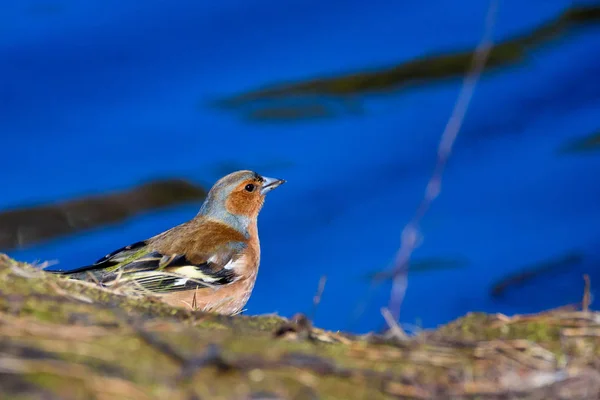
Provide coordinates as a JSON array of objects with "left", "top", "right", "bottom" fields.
[{"left": 0, "top": 253, "right": 599, "bottom": 400}]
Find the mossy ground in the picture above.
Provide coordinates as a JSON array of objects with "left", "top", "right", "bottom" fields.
[{"left": 0, "top": 254, "right": 599, "bottom": 399}]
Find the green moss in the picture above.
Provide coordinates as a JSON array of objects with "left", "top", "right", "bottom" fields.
[
  {"left": 194, "top": 319, "right": 229, "bottom": 330},
  {"left": 26, "top": 373, "right": 89, "bottom": 398}
]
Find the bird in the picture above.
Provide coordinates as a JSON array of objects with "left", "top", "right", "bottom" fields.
[{"left": 48, "top": 170, "right": 285, "bottom": 315}]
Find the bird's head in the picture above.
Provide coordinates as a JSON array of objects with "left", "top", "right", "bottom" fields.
[{"left": 198, "top": 170, "right": 285, "bottom": 227}]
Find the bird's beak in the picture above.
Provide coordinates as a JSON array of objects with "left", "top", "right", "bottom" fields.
[{"left": 260, "top": 176, "right": 286, "bottom": 195}]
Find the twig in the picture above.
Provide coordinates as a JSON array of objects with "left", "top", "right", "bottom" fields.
[
  {"left": 48, "top": 282, "right": 93, "bottom": 304},
  {"left": 387, "top": 0, "right": 499, "bottom": 321},
  {"left": 381, "top": 307, "right": 408, "bottom": 340},
  {"left": 9, "top": 263, "right": 45, "bottom": 279},
  {"left": 309, "top": 275, "right": 327, "bottom": 322},
  {"left": 30, "top": 259, "right": 59, "bottom": 271},
  {"left": 192, "top": 289, "right": 198, "bottom": 310},
  {"left": 180, "top": 288, "right": 200, "bottom": 311},
  {"left": 60, "top": 276, "right": 132, "bottom": 297},
  {"left": 582, "top": 274, "right": 591, "bottom": 312}
]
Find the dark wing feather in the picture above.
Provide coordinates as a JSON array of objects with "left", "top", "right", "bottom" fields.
[
  {"left": 93, "top": 240, "right": 148, "bottom": 265},
  {"left": 53, "top": 239, "right": 246, "bottom": 294},
  {"left": 129, "top": 266, "right": 237, "bottom": 293},
  {"left": 48, "top": 240, "right": 149, "bottom": 275},
  {"left": 109, "top": 250, "right": 240, "bottom": 294}
]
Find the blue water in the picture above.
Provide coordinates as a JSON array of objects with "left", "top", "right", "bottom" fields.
[{"left": 2, "top": 0, "right": 600, "bottom": 333}]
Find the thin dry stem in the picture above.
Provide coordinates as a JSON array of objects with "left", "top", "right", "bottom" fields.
[
  {"left": 309, "top": 275, "right": 327, "bottom": 321},
  {"left": 387, "top": 0, "right": 499, "bottom": 321},
  {"left": 381, "top": 307, "right": 408, "bottom": 340},
  {"left": 583, "top": 274, "right": 591, "bottom": 312}
]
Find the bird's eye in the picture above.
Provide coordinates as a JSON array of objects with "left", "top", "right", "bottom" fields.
[{"left": 244, "top": 184, "right": 255, "bottom": 192}]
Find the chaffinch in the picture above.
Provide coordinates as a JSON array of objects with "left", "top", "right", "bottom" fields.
[{"left": 49, "top": 170, "right": 285, "bottom": 315}]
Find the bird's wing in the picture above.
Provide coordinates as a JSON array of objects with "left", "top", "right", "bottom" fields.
[{"left": 61, "top": 237, "right": 247, "bottom": 294}]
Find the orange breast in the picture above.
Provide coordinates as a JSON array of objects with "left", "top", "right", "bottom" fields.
[{"left": 159, "top": 221, "right": 261, "bottom": 315}]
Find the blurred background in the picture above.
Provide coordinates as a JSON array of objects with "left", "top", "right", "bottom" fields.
[{"left": 1, "top": 0, "right": 599, "bottom": 334}]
